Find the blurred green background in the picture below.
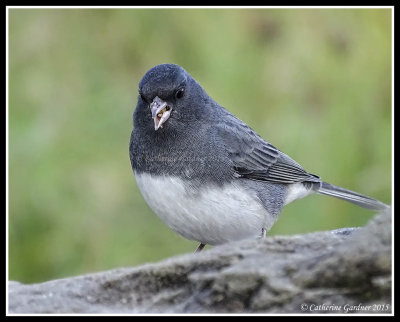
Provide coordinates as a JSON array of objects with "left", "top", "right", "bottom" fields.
[{"left": 8, "top": 8, "right": 392, "bottom": 284}]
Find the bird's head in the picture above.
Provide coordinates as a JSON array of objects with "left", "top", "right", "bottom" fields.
[{"left": 136, "top": 64, "right": 209, "bottom": 131}]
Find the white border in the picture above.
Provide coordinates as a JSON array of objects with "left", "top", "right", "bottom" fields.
[{"left": 6, "top": 6, "right": 394, "bottom": 316}]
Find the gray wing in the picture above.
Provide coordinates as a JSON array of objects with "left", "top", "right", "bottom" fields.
[{"left": 215, "top": 114, "right": 321, "bottom": 184}]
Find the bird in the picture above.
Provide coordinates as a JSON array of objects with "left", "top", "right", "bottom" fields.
[{"left": 129, "top": 63, "right": 389, "bottom": 252}]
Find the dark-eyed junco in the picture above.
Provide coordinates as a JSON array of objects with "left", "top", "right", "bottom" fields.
[{"left": 129, "top": 63, "right": 389, "bottom": 252}]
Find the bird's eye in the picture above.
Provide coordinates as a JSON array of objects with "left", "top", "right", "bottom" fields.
[
  {"left": 175, "top": 88, "right": 185, "bottom": 99},
  {"left": 140, "top": 93, "right": 146, "bottom": 102}
]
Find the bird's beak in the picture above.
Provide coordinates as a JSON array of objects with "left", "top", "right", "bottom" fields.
[{"left": 150, "top": 96, "right": 172, "bottom": 131}]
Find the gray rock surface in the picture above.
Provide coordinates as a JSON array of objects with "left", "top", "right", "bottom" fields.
[{"left": 8, "top": 210, "right": 392, "bottom": 314}]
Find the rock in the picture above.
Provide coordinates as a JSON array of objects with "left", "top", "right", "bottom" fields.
[{"left": 8, "top": 210, "right": 392, "bottom": 314}]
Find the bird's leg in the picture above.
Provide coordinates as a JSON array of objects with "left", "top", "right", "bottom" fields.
[
  {"left": 261, "top": 228, "right": 267, "bottom": 239},
  {"left": 195, "top": 243, "right": 206, "bottom": 253}
]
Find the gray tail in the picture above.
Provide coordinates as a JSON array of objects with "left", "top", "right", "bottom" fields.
[{"left": 315, "top": 182, "right": 389, "bottom": 211}]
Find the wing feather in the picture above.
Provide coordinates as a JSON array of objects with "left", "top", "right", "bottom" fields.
[{"left": 215, "top": 115, "right": 320, "bottom": 184}]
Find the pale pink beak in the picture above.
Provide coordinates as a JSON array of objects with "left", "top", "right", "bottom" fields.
[{"left": 150, "top": 96, "right": 172, "bottom": 130}]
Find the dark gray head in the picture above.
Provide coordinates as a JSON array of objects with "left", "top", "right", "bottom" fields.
[{"left": 135, "top": 64, "right": 211, "bottom": 132}]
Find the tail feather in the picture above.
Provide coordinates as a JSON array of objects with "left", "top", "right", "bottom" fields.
[{"left": 315, "top": 182, "right": 389, "bottom": 211}]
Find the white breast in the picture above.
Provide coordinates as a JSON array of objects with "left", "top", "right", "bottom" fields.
[{"left": 134, "top": 172, "right": 276, "bottom": 245}]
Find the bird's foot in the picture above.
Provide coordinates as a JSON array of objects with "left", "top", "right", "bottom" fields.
[{"left": 260, "top": 228, "right": 267, "bottom": 239}]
